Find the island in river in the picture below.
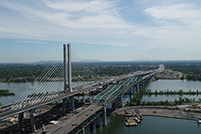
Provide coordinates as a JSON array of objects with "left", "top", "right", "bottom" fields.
[{"left": 0, "top": 89, "right": 15, "bottom": 96}]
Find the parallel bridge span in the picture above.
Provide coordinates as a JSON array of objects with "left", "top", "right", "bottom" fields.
[
  {"left": 50, "top": 71, "right": 162, "bottom": 134},
  {"left": 0, "top": 70, "right": 157, "bottom": 120},
  {"left": 0, "top": 44, "right": 164, "bottom": 133}
]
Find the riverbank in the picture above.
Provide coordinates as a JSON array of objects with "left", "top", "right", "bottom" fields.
[{"left": 112, "top": 105, "right": 201, "bottom": 121}]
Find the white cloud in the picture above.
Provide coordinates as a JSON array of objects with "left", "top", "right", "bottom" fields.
[
  {"left": 0, "top": 0, "right": 201, "bottom": 53},
  {"left": 46, "top": 0, "right": 116, "bottom": 14},
  {"left": 0, "top": 0, "right": 128, "bottom": 29},
  {"left": 144, "top": 4, "right": 201, "bottom": 26}
]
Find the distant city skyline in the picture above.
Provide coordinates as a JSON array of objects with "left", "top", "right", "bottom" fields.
[{"left": 1, "top": 0, "right": 201, "bottom": 63}]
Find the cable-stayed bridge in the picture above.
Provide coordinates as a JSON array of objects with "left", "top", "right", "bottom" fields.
[{"left": 0, "top": 44, "right": 164, "bottom": 133}]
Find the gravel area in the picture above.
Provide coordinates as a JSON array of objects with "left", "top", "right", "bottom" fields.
[{"left": 112, "top": 105, "right": 201, "bottom": 121}]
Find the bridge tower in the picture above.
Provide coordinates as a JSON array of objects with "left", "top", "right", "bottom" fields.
[{"left": 63, "top": 44, "right": 75, "bottom": 110}]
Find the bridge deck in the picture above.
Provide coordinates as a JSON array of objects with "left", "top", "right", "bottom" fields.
[{"left": 48, "top": 105, "right": 103, "bottom": 134}]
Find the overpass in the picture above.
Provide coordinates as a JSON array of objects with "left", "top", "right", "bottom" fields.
[
  {"left": 0, "top": 68, "right": 161, "bottom": 120},
  {"left": 48, "top": 73, "right": 158, "bottom": 134},
  {"left": 0, "top": 44, "right": 164, "bottom": 133}
]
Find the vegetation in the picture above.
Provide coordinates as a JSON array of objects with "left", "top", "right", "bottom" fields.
[
  {"left": 127, "top": 96, "right": 201, "bottom": 106},
  {"left": 2, "top": 60, "right": 201, "bottom": 82},
  {"left": 163, "top": 60, "right": 201, "bottom": 81},
  {"left": 135, "top": 89, "right": 201, "bottom": 95},
  {"left": 127, "top": 100, "right": 172, "bottom": 106},
  {"left": 0, "top": 89, "right": 15, "bottom": 96},
  {"left": 127, "top": 88, "right": 201, "bottom": 106},
  {"left": 0, "top": 62, "right": 158, "bottom": 82},
  {"left": 0, "top": 63, "right": 46, "bottom": 82}
]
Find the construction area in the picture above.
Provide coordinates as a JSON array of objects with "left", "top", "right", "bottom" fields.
[
  {"left": 112, "top": 105, "right": 201, "bottom": 121},
  {"left": 0, "top": 103, "right": 89, "bottom": 134}
]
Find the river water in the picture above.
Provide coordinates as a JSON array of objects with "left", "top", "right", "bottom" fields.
[
  {"left": 0, "top": 82, "right": 89, "bottom": 105},
  {"left": 143, "top": 79, "right": 201, "bottom": 102},
  {"left": 90, "top": 79, "right": 201, "bottom": 134},
  {"left": 91, "top": 115, "right": 201, "bottom": 134},
  {"left": 1, "top": 79, "right": 201, "bottom": 105},
  {"left": 1, "top": 80, "right": 201, "bottom": 133},
  {"left": 122, "top": 79, "right": 201, "bottom": 103}
]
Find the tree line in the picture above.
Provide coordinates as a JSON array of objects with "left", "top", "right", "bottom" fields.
[
  {"left": 163, "top": 60, "right": 201, "bottom": 81},
  {"left": 127, "top": 96, "right": 201, "bottom": 106},
  {"left": 135, "top": 89, "right": 201, "bottom": 95},
  {"left": 0, "top": 89, "right": 15, "bottom": 96},
  {"left": 0, "top": 62, "right": 158, "bottom": 82}
]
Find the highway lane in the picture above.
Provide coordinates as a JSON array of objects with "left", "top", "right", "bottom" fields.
[
  {"left": 0, "top": 65, "right": 164, "bottom": 120},
  {"left": 0, "top": 85, "right": 102, "bottom": 120},
  {"left": 48, "top": 105, "right": 103, "bottom": 134}
]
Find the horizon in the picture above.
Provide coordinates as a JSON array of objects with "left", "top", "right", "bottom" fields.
[
  {"left": 1, "top": 59, "right": 201, "bottom": 64},
  {"left": 1, "top": 0, "right": 201, "bottom": 63}
]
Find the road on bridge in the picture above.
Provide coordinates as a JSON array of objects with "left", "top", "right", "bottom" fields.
[{"left": 46, "top": 105, "right": 103, "bottom": 134}]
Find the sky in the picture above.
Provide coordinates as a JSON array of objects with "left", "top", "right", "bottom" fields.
[{"left": 0, "top": 0, "right": 201, "bottom": 63}]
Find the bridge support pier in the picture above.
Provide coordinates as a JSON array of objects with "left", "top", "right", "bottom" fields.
[
  {"left": 90, "top": 120, "right": 96, "bottom": 132},
  {"left": 85, "top": 124, "right": 90, "bottom": 134},
  {"left": 103, "top": 107, "right": 107, "bottom": 126},
  {"left": 81, "top": 128, "right": 85, "bottom": 134},
  {"left": 30, "top": 109, "right": 36, "bottom": 132},
  {"left": 121, "top": 97, "right": 124, "bottom": 108},
  {"left": 96, "top": 115, "right": 101, "bottom": 127},
  {"left": 140, "top": 82, "right": 142, "bottom": 89},
  {"left": 131, "top": 87, "right": 134, "bottom": 94},
  {"left": 114, "top": 98, "right": 118, "bottom": 108},
  {"left": 70, "top": 96, "right": 75, "bottom": 110},
  {"left": 93, "top": 120, "right": 96, "bottom": 130},
  {"left": 62, "top": 98, "right": 67, "bottom": 110},
  {"left": 137, "top": 83, "right": 139, "bottom": 93},
  {"left": 17, "top": 112, "right": 24, "bottom": 130}
]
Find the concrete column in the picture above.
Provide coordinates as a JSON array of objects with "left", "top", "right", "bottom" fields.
[
  {"left": 85, "top": 124, "right": 90, "bottom": 134},
  {"left": 68, "top": 44, "right": 72, "bottom": 92},
  {"left": 81, "top": 128, "right": 85, "bottom": 134},
  {"left": 129, "top": 88, "right": 132, "bottom": 94},
  {"left": 103, "top": 107, "right": 107, "bottom": 126},
  {"left": 30, "top": 109, "right": 36, "bottom": 132},
  {"left": 62, "top": 98, "right": 67, "bottom": 110},
  {"left": 134, "top": 85, "right": 136, "bottom": 93},
  {"left": 70, "top": 96, "right": 75, "bottom": 110},
  {"left": 63, "top": 44, "right": 68, "bottom": 92},
  {"left": 121, "top": 97, "right": 124, "bottom": 108},
  {"left": 96, "top": 115, "right": 101, "bottom": 127},
  {"left": 115, "top": 98, "right": 118, "bottom": 108},
  {"left": 17, "top": 112, "right": 24, "bottom": 130},
  {"left": 137, "top": 83, "right": 139, "bottom": 93},
  {"left": 93, "top": 120, "right": 96, "bottom": 131}
]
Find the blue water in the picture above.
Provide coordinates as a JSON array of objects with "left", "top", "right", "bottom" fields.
[
  {"left": 122, "top": 79, "right": 201, "bottom": 103},
  {"left": 91, "top": 79, "right": 201, "bottom": 134},
  {"left": 0, "top": 82, "right": 88, "bottom": 105},
  {"left": 146, "top": 79, "right": 201, "bottom": 91},
  {"left": 91, "top": 115, "right": 201, "bottom": 134}
]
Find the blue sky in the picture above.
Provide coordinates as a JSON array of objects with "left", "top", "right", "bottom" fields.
[{"left": 0, "top": 0, "right": 201, "bottom": 63}]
